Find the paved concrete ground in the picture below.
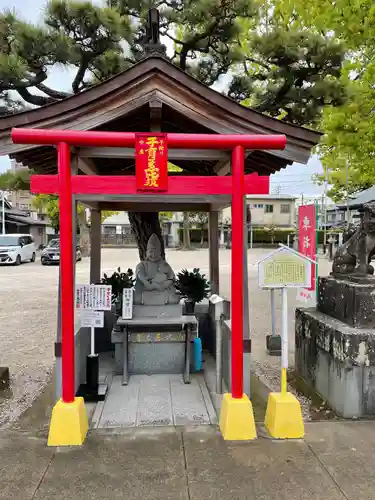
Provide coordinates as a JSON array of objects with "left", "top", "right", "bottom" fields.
[
  {"left": 1, "top": 248, "right": 373, "bottom": 500},
  {"left": 0, "top": 247, "right": 331, "bottom": 427},
  {"left": 1, "top": 421, "right": 375, "bottom": 500}
]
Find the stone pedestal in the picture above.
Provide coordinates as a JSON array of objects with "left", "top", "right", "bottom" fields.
[
  {"left": 296, "top": 276, "right": 375, "bottom": 418},
  {"left": 318, "top": 276, "right": 375, "bottom": 328}
]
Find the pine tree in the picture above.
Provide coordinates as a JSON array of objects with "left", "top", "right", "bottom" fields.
[{"left": 0, "top": 0, "right": 346, "bottom": 255}]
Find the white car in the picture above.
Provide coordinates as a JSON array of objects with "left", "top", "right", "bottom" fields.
[{"left": 0, "top": 234, "right": 36, "bottom": 265}]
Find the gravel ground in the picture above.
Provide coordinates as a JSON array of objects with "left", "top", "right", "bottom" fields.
[{"left": 0, "top": 247, "right": 332, "bottom": 427}]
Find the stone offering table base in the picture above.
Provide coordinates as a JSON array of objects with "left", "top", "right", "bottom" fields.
[{"left": 112, "top": 315, "right": 198, "bottom": 385}]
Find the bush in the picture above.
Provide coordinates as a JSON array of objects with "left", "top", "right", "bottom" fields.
[
  {"left": 178, "top": 227, "right": 296, "bottom": 245},
  {"left": 174, "top": 268, "right": 211, "bottom": 303},
  {"left": 178, "top": 228, "right": 208, "bottom": 243},
  {"left": 176, "top": 227, "right": 330, "bottom": 246},
  {"left": 251, "top": 228, "right": 295, "bottom": 244}
]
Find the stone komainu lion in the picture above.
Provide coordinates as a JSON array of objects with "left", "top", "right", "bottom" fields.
[{"left": 332, "top": 202, "right": 375, "bottom": 275}]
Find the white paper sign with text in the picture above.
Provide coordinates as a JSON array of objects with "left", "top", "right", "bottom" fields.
[
  {"left": 80, "top": 310, "right": 104, "bottom": 328},
  {"left": 122, "top": 288, "right": 134, "bottom": 319},
  {"left": 75, "top": 284, "right": 112, "bottom": 311}
]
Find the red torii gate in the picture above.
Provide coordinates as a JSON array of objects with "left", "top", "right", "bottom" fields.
[{"left": 12, "top": 128, "right": 286, "bottom": 445}]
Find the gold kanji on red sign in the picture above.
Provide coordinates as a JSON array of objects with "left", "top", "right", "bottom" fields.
[{"left": 135, "top": 133, "right": 168, "bottom": 191}]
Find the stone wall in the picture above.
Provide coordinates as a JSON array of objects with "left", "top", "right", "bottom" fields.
[
  {"left": 295, "top": 307, "right": 375, "bottom": 417},
  {"left": 318, "top": 276, "right": 375, "bottom": 328}
]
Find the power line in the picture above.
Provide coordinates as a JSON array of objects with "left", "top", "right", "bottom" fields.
[{"left": 271, "top": 173, "right": 320, "bottom": 178}]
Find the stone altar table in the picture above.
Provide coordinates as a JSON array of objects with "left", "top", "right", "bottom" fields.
[{"left": 112, "top": 314, "right": 198, "bottom": 385}]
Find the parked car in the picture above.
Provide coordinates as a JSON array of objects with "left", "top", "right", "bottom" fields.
[
  {"left": 0, "top": 234, "right": 36, "bottom": 265},
  {"left": 41, "top": 238, "right": 82, "bottom": 265}
]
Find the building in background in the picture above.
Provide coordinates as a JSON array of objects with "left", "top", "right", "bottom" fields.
[
  {"left": 101, "top": 212, "right": 136, "bottom": 247},
  {"left": 336, "top": 186, "right": 375, "bottom": 225},
  {"left": 0, "top": 196, "right": 49, "bottom": 247},
  {"left": 9, "top": 161, "right": 54, "bottom": 241},
  {"left": 323, "top": 205, "right": 347, "bottom": 229},
  {"left": 101, "top": 212, "right": 183, "bottom": 248},
  {"left": 9, "top": 161, "right": 40, "bottom": 216},
  {"left": 221, "top": 194, "right": 296, "bottom": 229},
  {"left": 318, "top": 186, "right": 375, "bottom": 230}
]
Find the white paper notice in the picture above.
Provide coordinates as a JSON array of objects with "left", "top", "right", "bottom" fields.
[
  {"left": 75, "top": 284, "right": 112, "bottom": 311},
  {"left": 80, "top": 310, "right": 104, "bottom": 328}
]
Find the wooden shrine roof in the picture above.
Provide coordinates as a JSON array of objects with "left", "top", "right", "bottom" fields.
[{"left": 0, "top": 55, "right": 321, "bottom": 177}]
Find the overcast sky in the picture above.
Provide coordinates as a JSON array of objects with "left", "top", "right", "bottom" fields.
[{"left": 0, "top": 0, "right": 324, "bottom": 197}]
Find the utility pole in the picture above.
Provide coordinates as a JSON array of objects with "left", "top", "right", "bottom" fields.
[
  {"left": 1, "top": 191, "right": 5, "bottom": 235},
  {"left": 346, "top": 158, "right": 350, "bottom": 226},
  {"left": 323, "top": 168, "right": 328, "bottom": 251}
]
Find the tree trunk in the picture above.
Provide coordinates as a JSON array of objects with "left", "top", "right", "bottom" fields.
[
  {"left": 200, "top": 226, "right": 204, "bottom": 247},
  {"left": 181, "top": 212, "right": 192, "bottom": 250},
  {"left": 128, "top": 211, "right": 165, "bottom": 261},
  {"left": 77, "top": 209, "right": 91, "bottom": 257}
]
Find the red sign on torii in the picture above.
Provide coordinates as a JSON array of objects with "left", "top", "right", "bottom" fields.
[
  {"left": 11, "top": 127, "right": 286, "bottom": 444},
  {"left": 135, "top": 133, "right": 168, "bottom": 191}
]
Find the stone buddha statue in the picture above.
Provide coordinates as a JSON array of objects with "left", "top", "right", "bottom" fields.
[{"left": 134, "top": 233, "right": 180, "bottom": 306}]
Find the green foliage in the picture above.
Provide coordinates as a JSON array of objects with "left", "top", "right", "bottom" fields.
[
  {"left": 33, "top": 195, "right": 60, "bottom": 230},
  {"left": 315, "top": 71, "right": 375, "bottom": 201},
  {"left": 100, "top": 267, "right": 135, "bottom": 300},
  {"left": 159, "top": 211, "right": 173, "bottom": 223},
  {"left": 270, "top": 0, "right": 375, "bottom": 49},
  {"left": 100, "top": 210, "right": 120, "bottom": 223},
  {"left": 188, "top": 212, "right": 209, "bottom": 246},
  {"left": 251, "top": 228, "right": 295, "bottom": 245},
  {"left": 0, "top": 9, "right": 72, "bottom": 105},
  {"left": 45, "top": 0, "right": 132, "bottom": 92},
  {"left": 230, "top": 26, "right": 346, "bottom": 126},
  {"left": 0, "top": 0, "right": 345, "bottom": 129},
  {"left": 0, "top": 1, "right": 132, "bottom": 104},
  {"left": 270, "top": 0, "right": 375, "bottom": 199},
  {"left": 189, "top": 212, "right": 208, "bottom": 227},
  {"left": 0, "top": 90, "right": 25, "bottom": 114},
  {"left": 168, "top": 162, "right": 182, "bottom": 172},
  {"left": 0, "top": 167, "right": 31, "bottom": 190},
  {"left": 110, "top": 0, "right": 256, "bottom": 81},
  {"left": 174, "top": 268, "right": 210, "bottom": 304},
  {"left": 177, "top": 226, "right": 331, "bottom": 246}
]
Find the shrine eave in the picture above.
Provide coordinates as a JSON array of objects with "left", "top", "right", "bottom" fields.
[
  {"left": 0, "top": 55, "right": 321, "bottom": 177},
  {"left": 80, "top": 194, "right": 231, "bottom": 212}
]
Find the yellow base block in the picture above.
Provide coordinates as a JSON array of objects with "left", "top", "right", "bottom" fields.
[
  {"left": 265, "top": 392, "right": 304, "bottom": 439},
  {"left": 48, "top": 397, "right": 88, "bottom": 447},
  {"left": 219, "top": 393, "right": 257, "bottom": 441}
]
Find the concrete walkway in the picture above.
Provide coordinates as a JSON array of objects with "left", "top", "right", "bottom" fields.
[
  {"left": 1, "top": 421, "right": 375, "bottom": 500},
  {"left": 95, "top": 374, "right": 217, "bottom": 429}
]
